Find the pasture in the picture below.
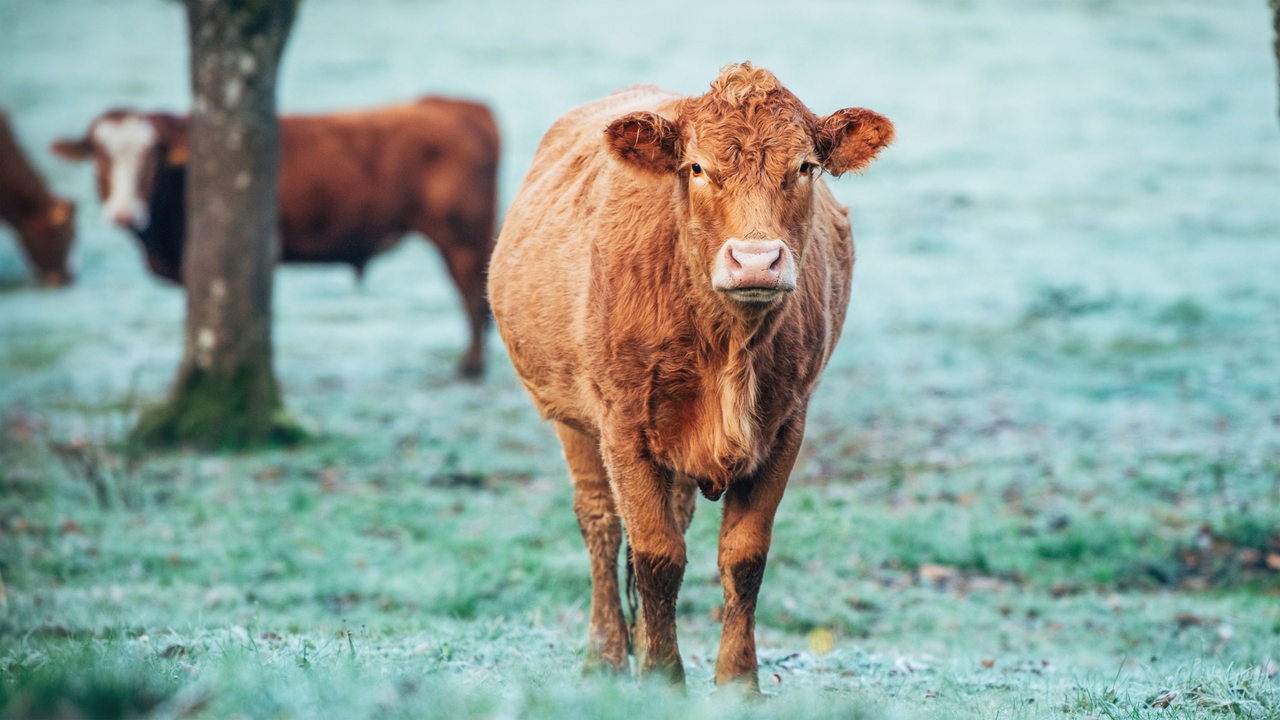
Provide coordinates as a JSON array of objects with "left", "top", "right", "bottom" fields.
[{"left": 2, "top": 0, "right": 1279, "bottom": 717}]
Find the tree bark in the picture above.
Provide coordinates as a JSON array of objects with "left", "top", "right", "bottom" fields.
[{"left": 133, "top": 0, "right": 301, "bottom": 449}]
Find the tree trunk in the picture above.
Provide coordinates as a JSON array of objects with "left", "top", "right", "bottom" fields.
[{"left": 133, "top": 0, "right": 301, "bottom": 450}]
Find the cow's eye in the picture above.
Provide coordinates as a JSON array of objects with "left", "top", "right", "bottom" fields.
[
  {"left": 690, "top": 163, "right": 703, "bottom": 177},
  {"left": 799, "top": 161, "right": 815, "bottom": 176}
]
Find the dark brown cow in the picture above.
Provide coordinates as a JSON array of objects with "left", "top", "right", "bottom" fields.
[
  {"left": 0, "top": 110, "right": 75, "bottom": 286},
  {"left": 53, "top": 97, "right": 499, "bottom": 377},
  {"left": 489, "top": 64, "right": 893, "bottom": 688}
]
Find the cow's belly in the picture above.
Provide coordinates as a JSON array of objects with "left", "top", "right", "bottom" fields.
[
  {"left": 278, "top": 213, "right": 401, "bottom": 260},
  {"left": 491, "top": 295, "right": 596, "bottom": 438}
]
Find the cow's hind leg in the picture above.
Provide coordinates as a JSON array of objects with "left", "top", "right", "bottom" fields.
[
  {"left": 672, "top": 472, "right": 698, "bottom": 536},
  {"left": 419, "top": 211, "right": 493, "bottom": 379},
  {"left": 554, "top": 422, "right": 629, "bottom": 674},
  {"left": 441, "top": 235, "right": 491, "bottom": 380}
]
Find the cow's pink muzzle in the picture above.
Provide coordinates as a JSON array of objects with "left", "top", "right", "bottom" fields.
[{"left": 711, "top": 238, "right": 796, "bottom": 302}]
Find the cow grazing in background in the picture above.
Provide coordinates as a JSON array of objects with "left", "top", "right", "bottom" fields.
[
  {"left": 53, "top": 97, "right": 500, "bottom": 378},
  {"left": 0, "top": 110, "right": 76, "bottom": 286},
  {"left": 489, "top": 63, "right": 893, "bottom": 688}
]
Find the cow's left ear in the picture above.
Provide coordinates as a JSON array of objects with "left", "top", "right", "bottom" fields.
[
  {"left": 816, "top": 108, "right": 894, "bottom": 176},
  {"left": 605, "top": 111, "right": 681, "bottom": 174}
]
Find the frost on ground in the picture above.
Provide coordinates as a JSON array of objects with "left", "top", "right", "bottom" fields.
[{"left": 1, "top": 1, "right": 1278, "bottom": 718}]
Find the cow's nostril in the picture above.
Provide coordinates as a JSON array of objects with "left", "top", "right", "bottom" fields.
[
  {"left": 727, "top": 247, "right": 744, "bottom": 270},
  {"left": 726, "top": 242, "right": 785, "bottom": 280}
]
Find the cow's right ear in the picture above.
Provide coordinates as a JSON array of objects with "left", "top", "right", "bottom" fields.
[
  {"left": 51, "top": 137, "right": 94, "bottom": 162},
  {"left": 163, "top": 142, "right": 189, "bottom": 167},
  {"left": 605, "top": 111, "right": 681, "bottom": 174}
]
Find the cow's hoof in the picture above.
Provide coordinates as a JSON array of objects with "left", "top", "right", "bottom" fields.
[
  {"left": 457, "top": 356, "right": 485, "bottom": 381},
  {"left": 714, "top": 675, "right": 765, "bottom": 700},
  {"left": 581, "top": 652, "right": 629, "bottom": 677}
]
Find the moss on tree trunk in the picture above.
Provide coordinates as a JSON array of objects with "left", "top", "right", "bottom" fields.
[{"left": 132, "top": 361, "right": 304, "bottom": 450}]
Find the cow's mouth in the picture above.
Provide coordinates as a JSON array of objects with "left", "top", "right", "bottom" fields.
[{"left": 723, "top": 287, "right": 789, "bottom": 303}]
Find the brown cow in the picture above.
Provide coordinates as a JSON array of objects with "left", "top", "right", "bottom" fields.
[
  {"left": 0, "top": 110, "right": 75, "bottom": 286},
  {"left": 53, "top": 97, "right": 499, "bottom": 377},
  {"left": 489, "top": 63, "right": 893, "bottom": 688}
]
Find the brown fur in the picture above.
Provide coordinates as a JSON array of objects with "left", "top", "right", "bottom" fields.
[
  {"left": 0, "top": 110, "right": 75, "bottom": 286},
  {"left": 490, "top": 63, "right": 892, "bottom": 687},
  {"left": 54, "top": 97, "right": 499, "bottom": 377}
]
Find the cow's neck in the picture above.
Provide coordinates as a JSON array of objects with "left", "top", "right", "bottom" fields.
[
  {"left": 609, "top": 230, "right": 791, "bottom": 492},
  {"left": 683, "top": 252, "right": 788, "bottom": 365},
  {"left": 674, "top": 263, "right": 792, "bottom": 498},
  {"left": 135, "top": 162, "right": 187, "bottom": 278}
]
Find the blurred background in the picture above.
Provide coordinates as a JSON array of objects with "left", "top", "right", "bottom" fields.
[
  {"left": 3, "top": 0, "right": 1277, "bottom": 474},
  {"left": 3, "top": 0, "right": 1276, "bottom": 415}
]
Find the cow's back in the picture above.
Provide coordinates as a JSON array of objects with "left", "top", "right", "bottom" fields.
[
  {"left": 1, "top": 110, "right": 76, "bottom": 285},
  {"left": 0, "top": 111, "right": 51, "bottom": 223},
  {"left": 276, "top": 97, "right": 499, "bottom": 264},
  {"left": 490, "top": 86, "right": 682, "bottom": 423}
]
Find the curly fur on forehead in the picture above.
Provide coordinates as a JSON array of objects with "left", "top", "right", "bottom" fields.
[{"left": 676, "top": 63, "right": 818, "bottom": 176}]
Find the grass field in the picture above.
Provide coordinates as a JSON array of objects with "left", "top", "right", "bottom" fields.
[{"left": 2, "top": 0, "right": 1279, "bottom": 718}]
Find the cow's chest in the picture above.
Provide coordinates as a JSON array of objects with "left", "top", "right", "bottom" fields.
[{"left": 643, "top": 361, "right": 771, "bottom": 498}]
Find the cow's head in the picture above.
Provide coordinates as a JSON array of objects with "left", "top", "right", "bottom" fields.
[
  {"left": 22, "top": 197, "right": 77, "bottom": 287},
  {"left": 52, "top": 111, "right": 188, "bottom": 232},
  {"left": 605, "top": 63, "right": 892, "bottom": 310}
]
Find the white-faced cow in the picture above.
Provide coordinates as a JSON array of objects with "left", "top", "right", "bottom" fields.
[
  {"left": 1, "top": 110, "right": 75, "bottom": 286},
  {"left": 53, "top": 97, "right": 499, "bottom": 378},
  {"left": 489, "top": 63, "right": 893, "bottom": 688}
]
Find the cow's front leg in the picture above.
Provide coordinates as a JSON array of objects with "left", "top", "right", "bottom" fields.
[
  {"left": 715, "top": 416, "right": 806, "bottom": 690},
  {"left": 630, "top": 472, "right": 698, "bottom": 674},
  {"left": 555, "top": 422, "right": 628, "bottom": 674},
  {"left": 602, "top": 430, "right": 687, "bottom": 685}
]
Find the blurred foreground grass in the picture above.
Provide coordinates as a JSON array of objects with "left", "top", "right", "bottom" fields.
[{"left": 1, "top": 345, "right": 1277, "bottom": 719}]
